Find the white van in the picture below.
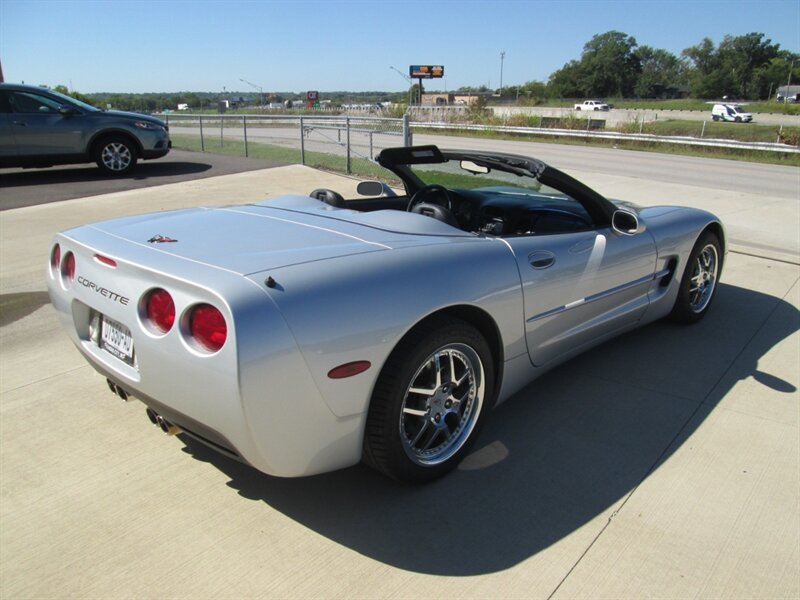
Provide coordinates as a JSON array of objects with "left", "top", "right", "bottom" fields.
[{"left": 711, "top": 103, "right": 753, "bottom": 123}]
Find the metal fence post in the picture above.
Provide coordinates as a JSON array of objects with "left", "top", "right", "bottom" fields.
[
  {"left": 369, "top": 131, "right": 374, "bottom": 160},
  {"left": 199, "top": 116, "right": 205, "bottom": 152},
  {"left": 346, "top": 117, "right": 351, "bottom": 174},
  {"left": 700, "top": 120, "right": 706, "bottom": 138},
  {"left": 243, "top": 115, "right": 248, "bottom": 157},
  {"left": 220, "top": 116, "right": 224, "bottom": 148},
  {"left": 299, "top": 116, "right": 305, "bottom": 165},
  {"left": 403, "top": 113, "right": 411, "bottom": 146}
]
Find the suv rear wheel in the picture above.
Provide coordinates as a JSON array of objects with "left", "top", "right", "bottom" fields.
[{"left": 95, "top": 136, "right": 138, "bottom": 175}]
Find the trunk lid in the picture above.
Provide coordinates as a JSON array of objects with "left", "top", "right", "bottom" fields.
[{"left": 82, "top": 202, "right": 392, "bottom": 275}]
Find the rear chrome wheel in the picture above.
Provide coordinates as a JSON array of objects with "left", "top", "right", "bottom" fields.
[
  {"left": 364, "top": 317, "right": 494, "bottom": 482},
  {"left": 400, "top": 343, "right": 485, "bottom": 466}
]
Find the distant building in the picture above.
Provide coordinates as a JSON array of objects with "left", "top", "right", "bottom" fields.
[
  {"left": 776, "top": 85, "right": 800, "bottom": 102},
  {"left": 420, "top": 93, "right": 485, "bottom": 106}
]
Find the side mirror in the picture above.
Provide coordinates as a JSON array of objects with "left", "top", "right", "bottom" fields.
[
  {"left": 58, "top": 106, "right": 79, "bottom": 116},
  {"left": 356, "top": 181, "right": 397, "bottom": 197},
  {"left": 612, "top": 209, "right": 640, "bottom": 235}
]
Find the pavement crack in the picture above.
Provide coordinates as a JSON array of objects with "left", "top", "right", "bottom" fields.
[{"left": 546, "top": 276, "right": 797, "bottom": 599}]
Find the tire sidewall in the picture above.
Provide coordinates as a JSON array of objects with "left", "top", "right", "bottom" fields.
[
  {"left": 670, "top": 231, "right": 722, "bottom": 324},
  {"left": 365, "top": 318, "right": 495, "bottom": 482}
]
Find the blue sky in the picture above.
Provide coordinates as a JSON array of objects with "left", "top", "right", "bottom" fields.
[{"left": 1, "top": 0, "right": 798, "bottom": 94}]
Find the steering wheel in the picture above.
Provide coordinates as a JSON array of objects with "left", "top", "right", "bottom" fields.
[{"left": 407, "top": 184, "right": 453, "bottom": 212}]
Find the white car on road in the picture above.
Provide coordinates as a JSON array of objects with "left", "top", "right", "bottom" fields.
[{"left": 574, "top": 100, "right": 610, "bottom": 111}]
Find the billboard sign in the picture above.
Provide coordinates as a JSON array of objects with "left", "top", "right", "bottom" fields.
[{"left": 409, "top": 65, "right": 444, "bottom": 79}]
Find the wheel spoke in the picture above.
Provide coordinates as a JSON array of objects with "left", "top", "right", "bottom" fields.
[
  {"left": 411, "top": 421, "right": 430, "bottom": 447},
  {"left": 403, "top": 407, "right": 427, "bottom": 417},
  {"left": 422, "top": 427, "right": 444, "bottom": 451},
  {"left": 408, "top": 385, "right": 435, "bottom": 397},
  {"left": 433, "top": 352, "right": 443, "bottom": 388}
]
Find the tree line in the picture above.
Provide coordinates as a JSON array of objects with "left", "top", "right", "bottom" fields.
[
  {"left": 510, "top": 31, "right": 798, "bottom": 101},
  {"left": 56, "top": 30, "right": 798, "bottom": 112}
]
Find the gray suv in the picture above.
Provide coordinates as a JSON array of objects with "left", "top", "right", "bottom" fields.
[{"left": 0, "top": 83, "right": 171, "bottom": 175}]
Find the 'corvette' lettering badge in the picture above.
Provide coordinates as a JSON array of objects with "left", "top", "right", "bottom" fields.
[
  {"left": 148, "top": 235, "right": 178, "bottom": 244},
  {"left": 77, "top": 276, "right": 129, "bottom": 305}
]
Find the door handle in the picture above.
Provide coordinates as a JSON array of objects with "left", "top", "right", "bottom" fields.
[
  {"left": 12, "top": 121, "right": 28, "bottom": 127},
  {"left": 529, "top": 251, "right": 555, "bottom": 269}
]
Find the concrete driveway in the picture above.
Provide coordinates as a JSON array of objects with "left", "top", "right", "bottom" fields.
[{"left": 0, "top": 159, "right": 797, "bottom": 599}]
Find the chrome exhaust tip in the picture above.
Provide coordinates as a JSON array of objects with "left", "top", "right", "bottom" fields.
[
  {"left": 155, "top": 415, "right": 181, "bottom": 436},
  {"left": 106, "top": 378, "right": 131, "bottom": 401}
]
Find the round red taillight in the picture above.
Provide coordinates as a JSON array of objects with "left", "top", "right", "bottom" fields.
[
  {"left": 145, "top": 289, "right": 175, "bottom": 333},
  {"left": 189, "top": 304, "right": 227, "bottom": 352},
  {"left": 51, "top": 244, "right": 61, "bottom": 271},
  {"left": 62, "top": 252, "right": 76, "bottom": 282}
]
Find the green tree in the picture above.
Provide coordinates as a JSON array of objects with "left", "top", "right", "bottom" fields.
[
  {"left": 547, "top": 60, "right": 586, "bottom": 97},
  {"left": 634, "top": 46, "right": 686, "bottom": 98},
  {"left": 547, "top": 31, "right": 640, "bottom": 98},
  {"left": 683, "top": 33, "right": 782, "bottom": 99},
  {"left": 53, "top": 84, "right": 95, "bottom": 106},
  {"left": 753, "top": 53, "right": 800, "bottom": 99}
]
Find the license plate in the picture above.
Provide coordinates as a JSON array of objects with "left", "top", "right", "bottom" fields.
[{"left": 100, "top": 316, "right": 135, "bottom": 366}]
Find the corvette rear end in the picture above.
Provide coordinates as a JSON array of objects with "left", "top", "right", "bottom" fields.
[{"left": 45, "top": 203, "right": 397, "bottom": 477}]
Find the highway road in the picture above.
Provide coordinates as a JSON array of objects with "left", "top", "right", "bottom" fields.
[
  {"left": 168, "top": 125, "right": 800, "bottom": 200},
  {"left": 167, "top": 126, "right": 800, "bottom": 261}
]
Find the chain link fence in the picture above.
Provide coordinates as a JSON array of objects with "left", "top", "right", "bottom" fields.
[{"left": 164, "top": 113, "right": 411, "bottom": 176}]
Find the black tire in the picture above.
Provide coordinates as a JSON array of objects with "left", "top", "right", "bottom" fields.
[
  {"left": 735, "top": 116, "right": 742, "bottom": 123},
  {"left": 712, "top": 115, "right": 720, "bottom": 122},
  {"left": 94, "top": 136, "right": 138, "bottom": 175},
  {"left": 669, "top": 231, "right": 722, "bottom": 324},
  {"left": 363, "top": 316, "right": 495, "bottom": 483}
]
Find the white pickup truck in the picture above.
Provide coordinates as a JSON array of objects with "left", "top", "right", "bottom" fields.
[{"left": 574, "top": 100, "right": 610, "bottom": 111}]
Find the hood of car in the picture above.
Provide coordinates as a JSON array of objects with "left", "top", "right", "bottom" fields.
[
  {"left": 77, "top": 197, "right": 466, "bottom": 275},
  {"left": 96, "top": 109, "right": 166, "bottom": 125}
]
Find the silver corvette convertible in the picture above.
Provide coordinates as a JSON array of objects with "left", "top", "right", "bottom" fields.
[{"left": 47, "top": 145, "right": 724, "bottom": 482}]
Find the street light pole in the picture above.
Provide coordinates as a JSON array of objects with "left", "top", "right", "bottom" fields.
[
  {"left": 499, "top": 51, "right": 506, "bottom": 96},
  {"left": 389, "top": 66, "right": 413, "bottom": 106},
  {"left": 240, "top": 78, "right": 264, "bottom": 106}
]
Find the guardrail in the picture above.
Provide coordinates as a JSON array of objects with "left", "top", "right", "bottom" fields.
[
  {"left": 164, "top": 113, "right": 798, "bottom": 159},
  {"left": 164, "top": 113, "right": 411, "bottom": 172},
  {"left": 414, "top": 121, "right": 800, "bottom": 153}
]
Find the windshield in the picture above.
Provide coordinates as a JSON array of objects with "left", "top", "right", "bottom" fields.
[
  {"left": 408, "top": 159, "right": 571, "bottom": 198},
  {"left": 48, "top": 88, "right": 101, "bottom": 112}
]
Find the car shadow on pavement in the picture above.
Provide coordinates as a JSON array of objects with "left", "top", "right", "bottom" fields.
[
  {"left": 0, "top": 161, "right": 212, "bottom": 187},
  {"left": 180, "top": 282, "right": 798, "bottom": 576}
]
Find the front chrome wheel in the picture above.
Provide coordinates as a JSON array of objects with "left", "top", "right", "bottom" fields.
[
  {"left": 688, "top": 243, "right": 719, "bottom": 313},
  {"left": 669, "top": 231, "right": 722, "bottom": 324},
  {"left": 101, "top": 142, "right": 133, "bottom": 172},
  {"left": 400, "top": 344, "right": 485, "bottom": 466},
  {"left": 95, "top": 136, "right": 137, "bottom": 174}
]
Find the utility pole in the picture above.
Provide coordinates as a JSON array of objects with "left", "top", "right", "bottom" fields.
[{"left": 499, "top": 51, "right": 506, "bottom": 96}]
